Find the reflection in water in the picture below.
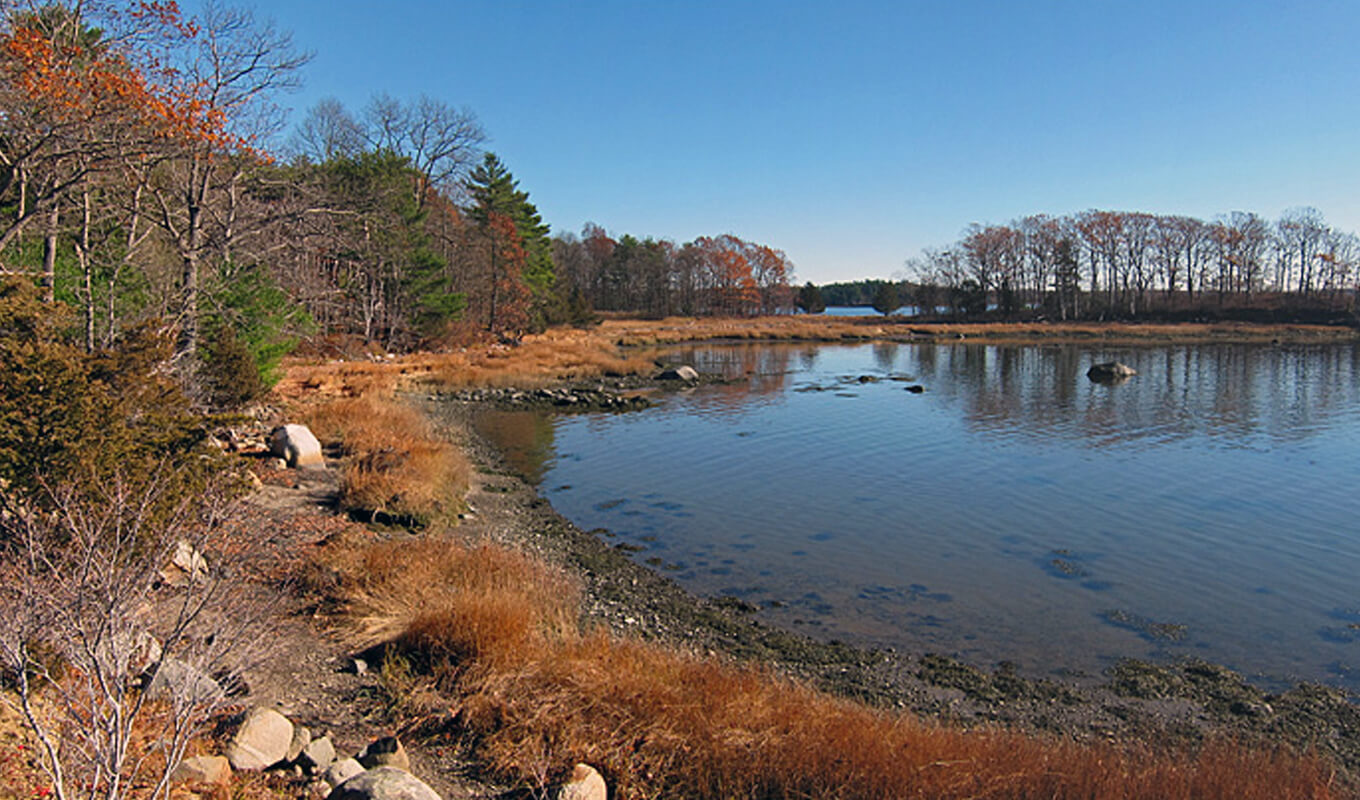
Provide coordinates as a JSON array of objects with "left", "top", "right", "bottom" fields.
[
  {"left": 472, "top": 410, "right": 558, "bottom": 485},
  {"left": 476, "top": 341, "right": 1360, "bottom": 691}
]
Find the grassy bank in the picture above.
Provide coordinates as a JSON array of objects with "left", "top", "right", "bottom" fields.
[{"left": 273, "top": 321, "right": 1356, "bottom": 798}]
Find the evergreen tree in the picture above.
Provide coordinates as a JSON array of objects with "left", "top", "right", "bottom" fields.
[
  {"left": 464, "top": 152, "right": 555, "bottom": 298},
  {"left": 872, "top": 282, "right": 901, "bottom": 315},
  {"left": 797, "top": 282, "right": 826, "bottom": 313}
]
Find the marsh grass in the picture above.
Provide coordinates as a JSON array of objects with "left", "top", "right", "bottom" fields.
[
  {"left": 304, "top": 396, "right": 469, "bottom": 524},
  {"left": 321, "top": 536, "right": 1339, "bottom": 800}
]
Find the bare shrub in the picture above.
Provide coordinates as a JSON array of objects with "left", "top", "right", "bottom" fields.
[{"left": 0, "top": 467, "right": 274, "bottom": 800}]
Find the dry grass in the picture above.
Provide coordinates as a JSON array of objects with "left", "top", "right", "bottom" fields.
[
  {"left": 319, "top": 536, "right": 1340, "bottom": 800},
  {"left": 303, "top": 396, "right": 468, "bottom": 523}
]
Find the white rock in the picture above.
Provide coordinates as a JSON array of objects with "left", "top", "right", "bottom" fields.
[
  {"left": 299, "top": 736, "right": 336, "bottom": 775},
  {"left": 555, "top": 763, "right": 607, "bottom": 800},
  {"left": 658, "top": 365, "right": 699, "bottom": 381},
  {"left": 227, "top": 707, "right": 294, "bottom": 771},
  {"left": 287, "top": 725, "right": 313, "bottom": 763},
  {"left": 270, "top": 424, "right": 325, "bottom": 469}
]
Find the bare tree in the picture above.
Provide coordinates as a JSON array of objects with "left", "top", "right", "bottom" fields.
[
  {"left": 362, "top": 92, "right": 486, "bottom": 203},
  {"left": 291, "top": 97, "right": 365, "bottom": 163},
  {"left": 0, "top": 468, "right": 273, "bottom": 800}
]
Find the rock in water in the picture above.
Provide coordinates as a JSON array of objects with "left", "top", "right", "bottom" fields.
[
  {"left": 269, "top": 424, "right": 325, "bottom": 469},
  {"left": 227, "top": 707, "right": 294, "bottom": 771},
  {"left": 1086, "top": 361, "right": 1136, "bottom": 382},
  {"left": 330, "top": 767, "right": 441, "bottom": 800},
  {"left": 555, "top": 763, "right": 607, "bottom": 800},
  {"left": 657, "top": 365, "right": 699, "bottom": 381}
]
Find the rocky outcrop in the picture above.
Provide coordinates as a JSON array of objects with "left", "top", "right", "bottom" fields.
[
  {"left": 269, "top": 424, "right": 325, "bottom": 469},
  {"left": 226, "top": 706, "right": 294, "bottom": 770}
]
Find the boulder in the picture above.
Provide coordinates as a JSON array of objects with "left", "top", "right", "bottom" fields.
[
  {"left": 227, "top": 707, "right": 294, "bottom": 771},
  {"left": 657, "top": 365, "right": 699, "bottom": 381},
  {"left": 299, "top": 736, "right": 336, "bottom": 775},
  {"left": 555, "top": 763, "right": 607, "bottom": 800},
  {"left": 331, "top": 767, "right": 440, "bottom": 800},
  {"left": 1086, "top": 361, "right": 1137, "bottom": 382},
  {"left": 356, "top": 736, "right": 409, "bottom": 771},
  {"left": 145, "top": 658, "right": 223, "bottom": 705},
  {"left": 287, "top": 725, "right": 313, "bottom": 763},
  {"left": 323, "top": 759, "right": 365, "bottom": 789},
  {"left": 269, "top": 424, "right": 325, "bottom": 469},
  {"left": 171, "top": 755, "right": 231, "bottom": 786}
]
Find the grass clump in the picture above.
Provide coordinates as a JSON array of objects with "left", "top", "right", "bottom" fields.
[
  {"left": 305, "top": 396, "right": 469, "bottom": 524},
  {"left": 320, "top": 536, "right": 1340, "bottom": 800}
]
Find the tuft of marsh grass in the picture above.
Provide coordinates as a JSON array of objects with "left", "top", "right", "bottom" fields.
[{"left": 304, "top": 396, "right": 469, "bottom": 525}]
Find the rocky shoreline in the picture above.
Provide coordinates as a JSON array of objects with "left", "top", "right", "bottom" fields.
[{"left": 423, "top": 382, "right": 1360, "bottom": 786}]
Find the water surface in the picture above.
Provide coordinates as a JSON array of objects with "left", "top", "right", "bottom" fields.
[{"left": 477, "top": 341, "right": 1360, "bottom": 689}]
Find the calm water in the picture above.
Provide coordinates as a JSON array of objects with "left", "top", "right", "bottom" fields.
[{"left": 475, "top": 341, "right": 1360, "bottom": 690}]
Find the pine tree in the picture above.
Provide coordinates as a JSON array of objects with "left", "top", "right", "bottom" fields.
[{"left": 464, "top": 153, "right": 555, "bottom": 299}]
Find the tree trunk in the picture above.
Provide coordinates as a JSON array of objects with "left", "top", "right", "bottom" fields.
[{"left": 41, "top": 203, "right": 59, "bottom": 303}]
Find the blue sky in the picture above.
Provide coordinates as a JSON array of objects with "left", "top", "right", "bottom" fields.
[{"left": 194, "top": 1, "right": 1360, "bottom": 283}]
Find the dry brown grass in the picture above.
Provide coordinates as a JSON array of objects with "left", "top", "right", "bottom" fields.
[
  {"left": 303, "top": 396, "right": 469, "bottom": 523},
  {"left": 320, "top": 536, "right": 1340, "bottom": 800}
]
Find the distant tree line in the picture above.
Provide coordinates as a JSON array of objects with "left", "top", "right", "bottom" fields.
[
  {"left": 903, "top": 209, "right": 1359, "bottom": 321},
  {"left": 551, "top": 227, "right": 795, "bottom": 319}
]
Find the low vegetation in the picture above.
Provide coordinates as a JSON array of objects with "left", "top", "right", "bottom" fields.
[
  {"left": 315, "top": 535, "right": 1340, "bottom": 800},
  {"left": 305, "top": 395, "right": 469, "bottom": 525}
]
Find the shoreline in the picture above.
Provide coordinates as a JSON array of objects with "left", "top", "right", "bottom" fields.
[{"left": 420, "top": 382, "right": 1360, "bottom": 783}]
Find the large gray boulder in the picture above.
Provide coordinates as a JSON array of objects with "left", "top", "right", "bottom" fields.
[
  {"left": 269, "top": 424, "right": 325, "bottom": 469},
  {"left": 331, "top": 767, "right": 441, "bottom": 800},
  {"left": 226, "top": 707, "right": 294, "bottom": 771}
]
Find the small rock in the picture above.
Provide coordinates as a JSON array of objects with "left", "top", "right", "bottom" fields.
[
  {"left": 171, "top": 755, "right": 231, "bottom": 786},
  {"left": 345, "top": 657, "right": 368, "bottom": 675},
  {"left": 287, "top": 725, "right": 313, "bottom": 763},
  {"left": 555, "top": 763, "right": 607, "bottom": 800},
  {"left": 269, "top": 424, "right": 325, "bottom": 469},
  {"left": 657, "top": 365, "right": 699, "bottom": 381},
  {"left": 159, "top": 540, "right": 208, "bottom": 586},
  {"left": 356, "top": 736, "right": 408, "bottom": 771},
  {"left": 323, "top": 759, "right": 365, "bottom": 789},
  {"left": 227, "top": 707, "right": 294, "bottom": 771},
  {"left": 904, "top": 384, "right": 925, "bottom": 394},
  {"left": 331, "top": 767, "right": 439, "bottom": 800},
  {"left": 299, "top": 736, "right": 336, "bottom": 775}
]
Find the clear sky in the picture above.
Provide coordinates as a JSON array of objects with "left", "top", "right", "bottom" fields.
[{"left": 189, "top": 1, "right": 1360, "bottom": 283}]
